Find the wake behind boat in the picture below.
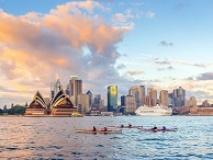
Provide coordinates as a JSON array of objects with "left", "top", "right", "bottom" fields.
[
  {"left": 76, "top": 128, "right": 122, "bottom": 134},
  {"left": 135, "top": 105, "right": 172, "bottom": 116}
]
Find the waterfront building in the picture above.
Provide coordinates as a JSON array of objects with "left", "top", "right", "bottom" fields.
[
  {"left": 173, "top": 86, "right": 185, "bottom": 107},
  {"left": 92, "top": 94, "right": 101, "bottom": 110},
  {"left": 129, "top": 85, "right": 145, "bottom": 108},
  {"left": 125, "top": 95, "right": 136, "bottom": 114},
  {"left": 147, "top": 88, "right": 157, "bottom": 107},
  {"left": 69, "top": 76, "right": 82, "bottom": 106},
  {"left": 107, "top": 85, "right": 118, "bottom": 112},
  {"left": 78, "top": 93, "right": 90, "bottom": 114},
  {"left": 51, "top": 88, "right": 77, "bottom": 115},
  {"left": 86, "top": 90, "right": 92, "bottom": 107},
  {"left": 25, "top": 91, "right": 47, "bottom": 115},
  {"left": 50, "top": 79, "right": 62, "bottom": 101},
  {"left": 121, "top": 95, "right": 125, "bottom": 106},
  {"left": 100, "top": 99, "right": 105, "bottom": 111},
  {"left": 190, "top": 106, "right": 213, "bottom": 115},
  {"left": 187, "top": 96, "right": 197, "bottom": 107},
  {"left": 202, "top": 100, "right": 210, "bottom": 107},
  {"left": 168, "top": 93, "right": 174, "bottom": 107},
  {"left": 160, "top": 90, "right": 169, "bottom": 107}
]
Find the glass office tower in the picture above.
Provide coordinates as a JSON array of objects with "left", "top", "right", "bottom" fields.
[{"left": 107, "top": 85, "right": 118, "bottom": 112}]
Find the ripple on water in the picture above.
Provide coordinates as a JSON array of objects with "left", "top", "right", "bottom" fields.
[{"left": 95, "top": 144, "right": 104, "bottom": 147}]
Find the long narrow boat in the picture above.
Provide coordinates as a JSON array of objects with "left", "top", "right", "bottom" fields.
[
  {"left": 139, "top": 128, "right": 177, "bottom": 132},
  {"left": 76, "top": 129, "right": 122, "bottom": 134},
  {"left": 108, "top": 125, "right": 143, "bottom": 128},
  {"left": 117, "top": 126, "right": 143, "bottom": 129}
]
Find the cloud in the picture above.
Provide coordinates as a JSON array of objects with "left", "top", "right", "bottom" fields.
[
  {"left": 116, "top": 64, "right": 126, "bottom": 70},
  {"left": 141, "top": 55, "right": 211, "bottom": 68},
  {"left": 128, "top": 70, "right": 143, "bottom": 75},
  {"left": 0, "top": 1, "right": 133, "bottom": 106},
  {"left": 160, "top": 41, "right": 174, "bottom": 47},
  {"left": 154, "top": 58, "right": 171, "bottom": 65},
  {"left": 193, "top": 63, "right": 206, "bottom": 68},
  {"left": 196, "top": 72, "right": 213, "bottom": 80},
  {"left": 145, "top": 11, "right": 155, "bottom": 18},
  {"left": 111, "top": 9, "right": 134, "bottom": 23},
  {"left": 158, "top": 66, "right": 174, "bottom": 71}
]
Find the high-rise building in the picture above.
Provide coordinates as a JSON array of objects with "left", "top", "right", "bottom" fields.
[
  {"left": 121, "top": 95, "right": 126, "bottom": 106},
  {"left": 86, "top": 90, "right": 92, "bottom": 107},
  {"left": 160, "top": 90, "right": 168, "bottom": 106},
  {"left": 147, "top": 88, "right": 157, "bottom": 106},
  {"left": 173, "top": 86, "right": 185, "bottom": 107},
  {"left": 168, "top": 93, "right": 174, "bottom": 107},
  {"left": 78, "top": 93, "right": 90, "bottom": 113},
  {"left": 107, "top": 85, "right": 118, "bottom": 112},
  {"left": 125, "top": 95, "right": 136, "bottom": 114},
  {"left": 93, "top": 94, "right": 101, "bottom": 110},
  {"left": 129, "top": 85, "right": 145, "bottom": 108},
  {"left": 69, "top": 76, "right": 82, "bottom": 106}
]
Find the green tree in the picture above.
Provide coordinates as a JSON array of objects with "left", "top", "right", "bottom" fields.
[
  {"left": 0, "top": 108, "right": 3, "bottom": 114},
  {"left": 7, "top": 105, "right": 26, "bottom": 115}
]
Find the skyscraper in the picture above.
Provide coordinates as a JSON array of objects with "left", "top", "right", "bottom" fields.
[
  {"left": 121, "top": 95, "right": 126, "bottom": 106},
  {"left": 160, "top": 90, "right": 169, "bottom": 106},
  {"left": 147, "top": 88, "right": 157, "bottom": 106},
  {"left": 69, "top": 76, "right": 82, "bottom": 106},
  {"left": 129, "top": 85, "right": 145, "bottom": 108},
  {"left": 173, "top": 86, "right": 185, "bottom": 107},
  {"left": 93, "top": 94, "right": 101, "bottom": 110},
  {"left": 107, "top": 85, "right": 118, "bottom": 112},
  {"left": 86, "top": 90, "right": 92, "bottom": 107},
  {"left": 125, "top": 95, "right": 136, "bottom": 114},
  {"left": 78, "top": 93, "right": 90, "bottom": 113}
]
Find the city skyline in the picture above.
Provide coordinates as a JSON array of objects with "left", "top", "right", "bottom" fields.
[{"left": 0, "top": 0, "right": 213, "bottom": 107}]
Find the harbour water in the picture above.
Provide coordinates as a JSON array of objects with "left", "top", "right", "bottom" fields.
[{"left": 0, "top": 116, "right": 213, "bottom": 159}]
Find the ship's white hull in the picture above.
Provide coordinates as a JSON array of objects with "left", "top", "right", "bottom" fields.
[{"left": 135, "top": 106, "right": 172, "bottom": 116}]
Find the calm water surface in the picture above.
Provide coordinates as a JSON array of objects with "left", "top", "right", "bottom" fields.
[{"left": 0, "top": 116, "right": 213, "bottom": 160}]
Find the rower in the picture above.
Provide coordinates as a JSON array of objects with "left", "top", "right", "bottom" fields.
[
  {"left": 93, "top": 126, "right": 97, "bottom": 131},
  {"left": 162, "top": 126, "right": 166, "bottom": 131},
  {"left": 128, "top": 123, "right": 132, "bottom": 128},
  {"left": 152, "top": 125, "right": 157, "bottom": 131},
  {"left": 103, "top": 127, "right": 108, "bottom": 131},
  {"left": 120, "top": 124, "right": 124, "bottom": 128}
]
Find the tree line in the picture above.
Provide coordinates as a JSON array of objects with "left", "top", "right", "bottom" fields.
[{"left": 0, "top": 104, "right": 27, "bottom": 115}]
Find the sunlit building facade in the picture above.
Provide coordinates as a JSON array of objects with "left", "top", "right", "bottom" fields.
[
  {"left": 25, "top": 91, "right": 47, "bottom": 115},
  {"left": 129, "top": 85, "right": 145, "bottom": 108},
  {"left": 147, "top": 88, "right": 157, "bottom": 106},
  {"left": 107, "top": 85, "right": 118, "bottom": 112},
  {"left": 69, "top": 76, "right": 82, "bottom": 106},
  {"left": 160, "top": 90, "right": 169, "bottom": 107},
  {"left": 51, "top": 88, "right": 77, "bottom": 115},
  {"left": 125, "top": 95, "right": 136, "bottom": 114},
  {"left": 78, "top": 93, "right": 90, "bottom": 114}
]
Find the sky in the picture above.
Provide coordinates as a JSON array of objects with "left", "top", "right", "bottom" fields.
[{"left": 0, "top": 0, "right": 213, "bottom": 108}]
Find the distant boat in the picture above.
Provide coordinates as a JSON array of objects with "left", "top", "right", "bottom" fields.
[
  {"left": 76, "top": 129, "right": 122, "bottom": 134},
  {"left": 71, "top": 112, "right": 84, "bottom": 117},
  {"left": 135, "top": 105, "right": 172, "bottom": 116},
  {"left": 139, "top": 127, "right": 177, "bottom": 132}
]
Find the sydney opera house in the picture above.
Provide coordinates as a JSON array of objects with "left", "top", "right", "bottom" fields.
[{"left": 25, "top": 88, "right": 77, "bottom": 116}]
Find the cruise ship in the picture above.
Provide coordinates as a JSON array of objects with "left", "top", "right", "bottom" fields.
[{"left": 135, "top": 105, "right": 172, "bottom": 116}]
